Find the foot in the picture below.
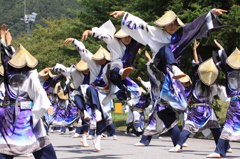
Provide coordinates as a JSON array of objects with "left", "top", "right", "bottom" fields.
[
  {"left": 130, "top": 133, "right": 137, "bottom": 137},
  {"left": 121, "top": 67, "right": 134, "bottom": 79},
  {"left": 71, "top": 133, "right": 80, "bottom": 138},
  {"left": 182, "top": 143, "right": 188, "bottom": 147},
  {"left": 206, "top": 152, "right": 221, "bottom": 158},
  {"left": 134, "top": 142, "right": 145, "bottom": 146},
  {"left": 25, "top": 153, "right": 33, "bottom": 157},
  {"left": 172, "top": 66, "right": 186, "bottom": 79},
  {"left": 84, "top": 110, "right": 91, "bottom": 121},
  {"left": 101, "top": 133, "right": 106, "bottom": 138},
  {"left": 158, "top": 136, "right": 163, "bottom": 140},
  {"left": 69, "top": 131, "right": 74, "bottom": 135},
  {"left": 95, "top": 109, "right": 102, "bottom": 122},
  {"left": 59, "top": 132, "right": 65, "bottom": 135},
  {"left": 80, "top": 134, "right": 90, "bottom": 147},
  {"left": 113, "top": 135, "right": 118, "bottom": 140},
  {"left": 168, "top": 145, "right": 181, "bottom": 153},
  {"left": 93, "top": 138, "right": 101, "bottom": 151},
  {"left": 124, "top": 131, "right": 129, "bottom": 135},
  {"left": 137, "top": 127, "right": 143, "bottom": 132},
  {"left": 102, "top": 94, "right": 116, "bottom": 106},
  {"left": 227, "top": 148, "right": 232, "bottom": 153},
  {"left": 80, "top": 139, "right": 90, "bottom": 147},
  {"left": 87, "top": 135, "right": 93, "bottom": 140}
]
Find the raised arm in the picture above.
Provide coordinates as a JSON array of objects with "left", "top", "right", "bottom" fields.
[
  {"left": 214, "top": 39, "right": 223, "bottom": 50},
  {"left": 193, "top": 40, "right": 200, "bottom": 63},
  {"left": 81, "top": 30, "right": 92, "bottom": 42},
  {"left": 110, "top": 11, "right": 126, "bottom": 18}
]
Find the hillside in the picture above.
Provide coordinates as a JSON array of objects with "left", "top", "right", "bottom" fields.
[{"left": 0, "top": 0, "right": 83, "bottom": 37}]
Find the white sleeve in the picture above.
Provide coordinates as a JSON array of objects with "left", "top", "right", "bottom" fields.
[
  {"left": 217, "top": 85, "right": 230, "bottom": 102},
  {"left": 141, "top": 80, "right": 151, "bottom": 93},
  {"left": 27, "top": 70, "right": 51, "bottom": 127},
  {"left": 92, "top": 20, "right": 116, "bottom": 43},
  {"left": 121, "top": 12, "right": 171, "bottom": 55},
  {"left": 72, "top": 39, "right": 93, "bottom": 63}
]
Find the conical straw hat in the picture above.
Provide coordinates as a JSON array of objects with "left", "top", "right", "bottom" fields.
[
  {"left": 179, "top": 75, "right": 192, "bottom": 84},
  {"left": 140, "top": 87, "right": 147, "bottom": 94},
  {"left": 38, "top": 69, "right": 55, "bottom": 78},
  {"left": 226, "top": 47, "right": 240, "bottom": 69},
  {"left": 8, "top": 44, "right": 38, "bottom": 68},
  {"left": 0, "top": 65, "right": 4, "bottom": 76},
  {"left": 154, "top": 10, "right": 185, "bottom": 27},
  {"left": 92, "top": 46, "right": 110, "bottom": 61},
  {"left": 114, "top": 29, "right": 129, "bottom": 38},
  {"left": 57, "top": 87, "right": 69, "bottom": 100},
  {"left": 75, "top": 60, "right": 89, "bottom": 71},
  {"left": 198, "top": 58, "right": 218, "bottom": 86}
]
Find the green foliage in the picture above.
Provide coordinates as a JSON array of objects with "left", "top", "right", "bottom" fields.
[{"left": 0, "top": 0, "right": 83, "bottom": 37}]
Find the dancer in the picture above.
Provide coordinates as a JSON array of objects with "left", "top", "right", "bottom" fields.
[
  {"left": 0, "top": 24, "right": 57, "bottom": 159},
  {"left": 110, "top": 7, "right": 228, "bottom": 148},
  {"left": 169, "top": 40, "right": 230, "bottom": 153},
  {"left": 81, "top": 21, "right": 142, "bottom": 105},
  {"left": 206, "top": 40, "right": 240, "bottom": 158},
  {"left": 64, "top": 38, "right": 117, "bottom": 151}
]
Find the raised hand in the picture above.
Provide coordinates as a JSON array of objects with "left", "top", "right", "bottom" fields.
[
  {"left": 212, "top": 9, "right": 228, "bottom": 16},
  {"left": 110, "top": 11, "right": 125, "bottom": 18},
  {"left": 137, "top": 76, "right": 142, "bottom": 82},
  {"left": 145, "top": 50, "right": 152, "bottom": 61},
  {"left": 193, "top": 40, "right": 200, "bottom": 50},
  {"left": 63, "top": 38, "right": 74, "bottom": 44},
  {"left": 214, "top": 39, "right": 223, "bottom": 49},
  {"left": 81, "top": 30, "right": 92, "bottom": 42},
  {"left": 6, "top": 30, "right": 12, "bottom": 46}
]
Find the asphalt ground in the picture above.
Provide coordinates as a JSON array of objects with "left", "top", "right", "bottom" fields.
[{"left": 14, "top": 130, "right": 240, "bottom": 159}]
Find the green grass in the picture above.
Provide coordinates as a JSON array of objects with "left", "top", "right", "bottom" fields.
[{"left": 112, "top": 112, "right": 128, "bottom": 131}]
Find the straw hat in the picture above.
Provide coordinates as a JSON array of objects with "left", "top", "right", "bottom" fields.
[
  {"left": 179, "top": 75, "right": 192, "bottom": 84},
  {"left": 70, "top": 83, "right": 75, "bottom": 89},
  {"left": 226, "top": 47, "right": 240, "bottom": 69},
  {"left": 140, "top": 87, "right": 147, "bottom": 95},
  {"left": 154, "top": 10, "right": 185, "bottom": 27},
  {"left": 92, "top": 46, "right": 110, "bottom": 61},
  {"left": 114, "top": 29, "right": 129, "bottom": 38},
  {"left": 0, "top": 65, "right": 4, "bottom": 76},
  {"left": 38, "top": 69, "right": 55, "bottom": 78},
  {"left": 75, "top": 60, "right": 89, "bottom": 71},
  {"left": 8, "top": 44, "right": 38, "bottom": 68},
  {"left": 198, "top": 58, "right": 219, "bottom": 86},
  {"left": 52, "top": 83, "right": 59, "bottom": 94},
  {"left": 57, "top": 87, "right": 69, "bottom": 100}
]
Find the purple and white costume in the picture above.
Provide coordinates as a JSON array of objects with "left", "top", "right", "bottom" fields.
[{"left": 0, "top": 40, "right": 53, "bottom": 156}]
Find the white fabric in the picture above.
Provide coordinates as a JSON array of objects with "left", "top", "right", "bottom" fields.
[
  {"left": 121, "top": 12, "right": 171, "bottom": 56},
  {"left": 140, "top": 80, "right": 151, "bottom": 93},
  {"left": 72, "top": 39, "right": 101, "bottom": 83},
  {"left": 92, "top": 20, "right": 124, "bottom": 69},
  {"left": 20, "top": 69, "right": 51, "bottom": 128}
]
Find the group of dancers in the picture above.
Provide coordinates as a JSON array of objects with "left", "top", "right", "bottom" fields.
[{"left": 0, "top": 6, "right": 239, "bottom": 159}]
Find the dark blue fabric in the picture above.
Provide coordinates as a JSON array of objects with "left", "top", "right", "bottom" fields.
[
  {"left": 89, "top": 129, "right": 95, "bottom": 136},
  {"left": 139, "top": 135, "right": 152, "bottom": 146},
  {"left": 33, "top": 144, "right": 57, "bottom": 159},
  {"left": 106, "top": 123, "right": 116, "bottom": 136},
  {"left": 214, "top": 139, "right": 229, "bottom": 157},
  {"left": 0, "top": 144, "right": 57, "bottom": 159},
  {"left": 155, "top": 46, "right": 178, "bottom": 74}
]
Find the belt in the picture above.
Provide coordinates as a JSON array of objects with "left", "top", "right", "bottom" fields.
[
  {"left": 191, "top": 103, "right": 212, "bottom": 108},
  {"left": 5, "top": 101, "right": 34, "bottom": 109},
  {"left": 231, "top": 96, "right": 240, "bottom": 101}
]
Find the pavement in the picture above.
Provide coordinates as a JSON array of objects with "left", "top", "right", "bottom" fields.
[{"left": 14, "top": 131, "right": 240, "bottom": 159}]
